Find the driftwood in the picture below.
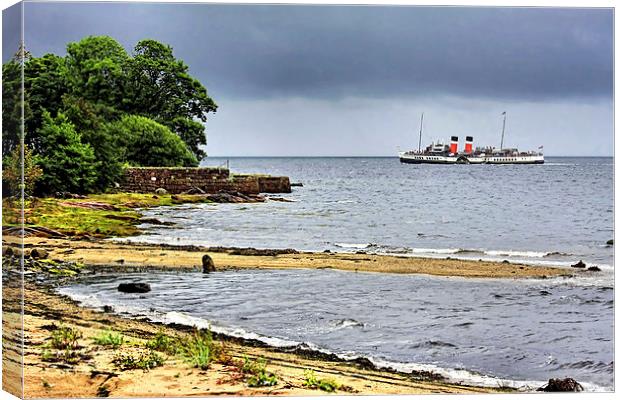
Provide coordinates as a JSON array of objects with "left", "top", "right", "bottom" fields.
[
  {"left": 58, "top": 201, "right": 119, "bottom": 211},
  {"left": 3, "top": 226, "right": 66, "bottom": 238}
]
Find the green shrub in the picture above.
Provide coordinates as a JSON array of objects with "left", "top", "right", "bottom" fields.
[
  {"left": 35, "top": 111, "right": 99, "bottom": 195},
  {"left": 303, "top": 369, "right": 340, "bottom": 392},
  {"left": 106, "top": 115, "right": 197, "bottom": 167},
  {"left": 50, "top": 324, "right": 82, "bottom": 350},
  {"left": 2, "top": 144, "right": 42, "bottom": 197},
  {"left": 92, "top": 330, "right": 124, "bottom": 348},
  {"left": 112, "top": 349, "right": 164, "bottom": 371}
]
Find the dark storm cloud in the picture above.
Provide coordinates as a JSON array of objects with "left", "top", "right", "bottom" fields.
[{"left": 19, "top": 3, "right": 613, "bottom": 101}]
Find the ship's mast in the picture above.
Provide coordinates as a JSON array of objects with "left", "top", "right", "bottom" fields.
[
  {"left": 500, "top": 111, "right": 507, "bottom": 150},
  {"left": 418, "top": 112, "right": 424, "bottom": 152}
]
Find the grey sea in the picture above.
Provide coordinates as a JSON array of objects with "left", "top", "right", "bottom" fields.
[{"left": 59, "top": 157, "right": 614, "bottom": 391}]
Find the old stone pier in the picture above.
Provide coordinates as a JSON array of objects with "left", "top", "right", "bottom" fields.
[{"left": 120, "top": 167, "right": 291, "bottom": 194}]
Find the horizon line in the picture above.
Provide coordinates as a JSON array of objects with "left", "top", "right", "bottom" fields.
[{"left": 204, "top": 155, "right": 614, "bottom": 158}]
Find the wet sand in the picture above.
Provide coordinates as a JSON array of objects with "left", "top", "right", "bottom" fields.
[{"left": 22, "top": 237, "right": 572, "bottom": 279}]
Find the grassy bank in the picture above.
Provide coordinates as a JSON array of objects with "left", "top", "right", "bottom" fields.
[{"left": 2, "top": 193, "right": 212, "bottom": 238}]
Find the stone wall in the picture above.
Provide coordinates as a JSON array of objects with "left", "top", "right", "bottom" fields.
[{"left": 120, "top": 167, "right": 291, "bottom": 194}]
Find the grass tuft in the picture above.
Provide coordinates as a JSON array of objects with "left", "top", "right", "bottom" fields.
[
  {"left": 92, "top": 330, "right": 124, "bottom": 348},
  {"left": 49, "top": 324, "right": 82, "bottom": 350},
  {"left": 181, "top": 329, "right": 216, "bottom": 370},
  {"left": 245, "top": 357, "right": 278, "bottom": 387},
  {"left": 112, "top": 349, "right": 165, "bottom": 371},
  {"left": 145, "top": 329, "right": 178, "bottom": 354},
  {"left": 303, "top": 369, "right": 340, "bottom": 392}
]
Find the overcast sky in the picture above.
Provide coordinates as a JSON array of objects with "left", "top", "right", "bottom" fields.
[{"left": 3, "top": 2, "right": 614, "bottom": 156}]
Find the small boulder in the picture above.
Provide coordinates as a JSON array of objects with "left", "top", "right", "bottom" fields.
[
  {"left": 30, "top": 248, "right": 49, "bottom": 259},
  {"left": 537, "top": 378, "right": 583, "bottom": 392},
  {"left": 117, "top": 282, "right": 151, "bottom": 293},
  {"left": 606, "top": 239, "right": 613, "bottom": 246},
  {"left": 154, "top": 188, "right": 168, "bottom": 195},
  {"left": 2, "top": 246, "right": 14, "bottom": 256},
  {"left": 202, "top": 254, "right": 216, "bottom": 273},
  {"left": 571, "top": 260, "right": 586, "bottom": 269},
  {"left": 587, "top": 266, "right": 601, "bottom": 272}
]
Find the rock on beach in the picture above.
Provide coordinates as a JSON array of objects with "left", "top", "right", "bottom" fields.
[
  {"left": 537, "top": 378, "right": 583, "bottom": 392},
  {"left": 202, "top": 254, "right": 216, "bottom": 273},
  {"left": 117, "top": 282, "right": 151, "bottom": 293}
]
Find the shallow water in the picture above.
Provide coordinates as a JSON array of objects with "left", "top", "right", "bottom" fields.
[
  {"left": 58, "top": 269, "right": 614, "bottom": 391},
  {"left": 124, "top": 157, "right": 614, "bottom": 274}
]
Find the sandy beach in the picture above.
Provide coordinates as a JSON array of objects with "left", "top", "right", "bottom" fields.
[
  {"left": 2, "top": 248, "right": 511, "bottom": 398},
  {"left": 20, "top": 236, "right": 572, "bottom": 279}
]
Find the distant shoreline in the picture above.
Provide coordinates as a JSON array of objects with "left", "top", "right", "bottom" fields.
[{"left": 202, "top": 155, "right": 613, "bottom": 158}]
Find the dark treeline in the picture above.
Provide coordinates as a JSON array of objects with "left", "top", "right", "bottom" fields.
[{"left": 2, "top": 36, "right": 217, "bottom": 195}]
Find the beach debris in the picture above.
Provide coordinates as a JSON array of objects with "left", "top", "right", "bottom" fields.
[
  {"left": 205, "top": 190, "right": 266, "bottom": 203},
  {"left": 268, "top": 196, "right": 295, "bottom": 202},
  {"left": 202, "top": 254, "right": 216, "bottom": 273},
  {"left": 182, "top": 186, "right": 206, "bottom": 195},
  {"left": 537, "top": 378, "right": 583, "bottom": 392},
  {"left": 155, "top": 188, "right": 168, "bottom": 195},
  {"left": 539, "top": 290, "right": 552, "bottom": 296},
  {"left": 54, "top": 191, "right": 87, "bottom": 199},
  {"left": 606, "top": 239, "right": 613, "bottom": 246},
  {"left": 587, "top": 266, "right": 601, "bottom": 272},
  {"left": 115, "top": 259, "right": 125, "bottom": 265},
  {"left": 571, "top": 260, "right": 586, "bottom": 269},
  {"left": 290, "top": 182, "right": 303, "bottom": 187},
  {"left": 102, "top": 305, "right": 115, "bottom": 313},
  {"left": 30, "top": 248, "right": 49, "bottom": 259},
  {"left": 229, "top": 247, "right": 299, "bottom": 256},
  {"left": 138, "top": 217, "right": 176, "bottom": 226},
  {"left": 117, "top": 282, "right": 151, "bottom": 293},
  {"left": 58, "top": 201, "right": 119, "bottom": 211},
  {"left": 3, "top": 225, "right": 66, "bottom": 238}
]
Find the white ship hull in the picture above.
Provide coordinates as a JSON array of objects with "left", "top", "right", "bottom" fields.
[{"left": 398, "top": 152, "right": 544, "bottom": 165}]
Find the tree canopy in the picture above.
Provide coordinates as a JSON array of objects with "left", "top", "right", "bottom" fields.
[{"left": 2, "top": 35, "right": 217, "bottom": 195}]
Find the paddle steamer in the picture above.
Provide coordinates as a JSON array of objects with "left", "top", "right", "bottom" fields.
[{"left": 398, "top": 113, "right": 544, "bottom": 165}]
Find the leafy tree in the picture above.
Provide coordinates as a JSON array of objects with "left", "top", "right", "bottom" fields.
[
  {"left": 61, "top": 95, "right": 125, "bottom": 190},
  {"left": 3, "top": 36, "right": 217, "bottom": 195},
  {"left": 126, "top": 39, "right": 217, "bottom": 160},
  {"left": 24, "top": 53, "right": 68, "bottom": 145},
  {"left": 2, "top": 58, "right": 32, "bottom": 157},
  {"left": 106, "top": 115, "right": 198, "bottom": 167},
  {"left": 65, "top": 36, "right": 129, "bottom": 107},
  {"left": 35, "top": 112, "right": 98, "bottom": 195},
  {"left": 168, "top": 116, "right": 209, "bottom": 159}
]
